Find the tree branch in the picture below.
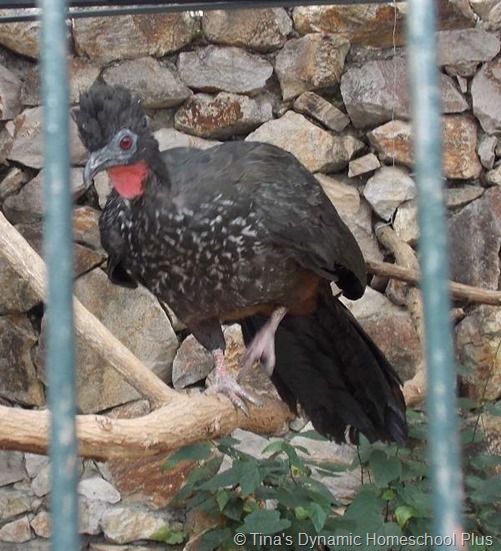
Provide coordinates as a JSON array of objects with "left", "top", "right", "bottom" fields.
[
  {"left": 0, "top": 396, "right": 293, "bottom": 460},
  {"left": 0, "top": 211, "right": 176, "bottom": 407},
  {"left": 367, "top": 259, "right": 501, "bottom": 306}
]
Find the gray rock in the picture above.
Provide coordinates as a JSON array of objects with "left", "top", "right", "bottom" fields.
[
  {"left": 24, "top": 454, "right": 49, "bottom": 479},
  {"left": 21, "top": 58, "right": 100, "bottom": 106},
  {"left": 73, "top": 206, "right": 102, "bottom": 251},
  {"left": 78, "top": 477, "right": 121, "bottom": 504},
  {"left": 0, "top": 168, "right": 28, "bottom": 202},
  {"left": 472, "top": 58, "right": 501, "bottom": 133},
  {"left": 0, "top": 542, "right": 50, "bottom": 551},
  {"left": 0, "top": 125, "right": 14, "bottom": 165},
  {"left": 103, "top": 57, "right": 192, "bottom": 109},
  {"left": 341, "top": 287, "right": 421, "bottom": 380},
  {"left": 456, "top": 305, "right": 501, "bottom": 402},
  {"left": 172, "top": 324, "right": 243, "bottom": 389},
  {"left": 6, "top": 107, "right": 87, "bottom": 169},
  {"left": 471, "top": 0, "right": 501, "bottom": 29},
  {"left": 0, "top": 14, "right": 41, "bottom": 58},
  {"left": 79, "top": 497, "right": 107, "bottom": 535},
  {"left": 340, "top": 57, "right": 468, "bottom": 129},
  {"left": 363, "top": 166, "right": 416, "bottom": 220},
  {"left": 174, "top": 92, "right": 273, "bottom": 139},
  {"left": 178, "top": 46, "right": 273, "bottom": 95},
  {"left": 339, "top": 196, "right": 384, "bottom": 263},
  {"left": 393, "top": 200, "right": 419, "bottom": 245},
  {"left": 0, "top": 315, "right": 43, "bottom": 406},
  {"left": 36, "top": 268, "right": 178, "bottom": 413},
  {"left": 316, "top": 174, "right": 385, "bottom": 263},
  {"left": 446, "top": 186, "right": 484, "bottom": 208},
  {"left": 315, "top": 173, "right": 360, "bottom": 217},
  {"left": 486, "top": 162, "right": 501, "bottom": 186},
  {"left": 172, "top": 334, "right": 213, "bottom": 389},
  {"left": 293, "top": 91, "right": 350, "bottom": 132},
  {"left": 31, "top": 463, "right": 50, "bottom": 498},
  {"left": 30, "top": 511, "right": 50, "bottom": 539},
  {"left": 477, "top": 134, "right": 497, "bottom": 169},
  {"left": 292, "top": 4, "right": 408, "bottom": 48},
  {"left": 0, "top": 250, "right": 40, "bottom": 315},
  {"left": 275, "top": 33, "right": 350, "bottom": 101},
  {"left": 438, "top": 28, "right": 500, "bottom": 73},
  {"left": 348, "top": 153, "right": 380, "bottom": 178},
  {"left": 101, "top": 507, "right": 180, "bottom": 544},
  {"left": 0, "top": 452, "right": 26, "bottom": 487},
  {"left": 369, "top": 117, "right": 481, "bottom": 180},
  {"left": 449, "top": 187, "right": 501, "bottom": 290},
  {"left": 73, "top": 12, "right": 200, "bottom": 63},
  {"left": 154, "top": 127, "right": 221, "bottom": 152},
  {"left": 0, "top": 489, "right": 32, "bottom": 522},
  {"left": 0, "top": 63, "right": 21, "bottom": 120},
  {"left": 3, "top": 168, "right": 86, "bottom": 224},
  {"left": 246, "top": 111, "right": 363, "bottom": 172},
  {"left": 202, "top": 8, "right": 292, "bottom": 52},
  {"left": 16, "top": 222, "right": 104, "bottom": 278},
  {"left": 0, "top": 516, "right": 31, "bottom": 543}
]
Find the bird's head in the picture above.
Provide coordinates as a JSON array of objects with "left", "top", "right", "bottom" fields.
[{"left": 74, "top": 85, "right": 159, "bottom": 199}]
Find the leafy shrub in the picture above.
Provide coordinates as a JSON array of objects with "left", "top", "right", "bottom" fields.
[{"left": 158, "top": 404, "right": 501, "bottom": 551}]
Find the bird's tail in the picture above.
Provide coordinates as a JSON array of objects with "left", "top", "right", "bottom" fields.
[{"left": 239, "top": 288, "right": 407, "bottom": 444}]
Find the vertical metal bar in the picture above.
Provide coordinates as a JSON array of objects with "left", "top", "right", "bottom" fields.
[
  {"left": 406, "top": 1, "right": 464, "bottom": 548},
  {"left": 39, "top": 0, "right": 80, "bottom": 549}
]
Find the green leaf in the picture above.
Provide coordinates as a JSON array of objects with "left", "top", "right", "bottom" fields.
[
  {"left": 469, "top": 476, "right": 501, "bottom": 505},
  {"left": 222, "top": 496, "right": 244, "bottom": 521},
  {"left": 294, "top": 506, "right": 309, "bottom": 521},
  {"left": 381, "top": 488, "right": 396, "bottom": 501},
  {"left": 216, "top": 490, "right": 230, "bottom": 511},
  {"left": 395, "top": 505, "right": 415, "bottom": 528},
  {"left": 162, "top": 442, "right": 213, "bottom": 470},
  {"left": 307, "top": 502, "right": 328, "bottom": 532},
  {"left": 240, "top": 509, "right": 291, "bottom": 535},
  {"left": 198, "top": 528, "right": 233, "bottom": 551},
  {"left": 469, "top": 452, "right": 501, "bottom": 471},
  {"left": 151, "top": 526, "right": 186, "bottom": 544},
  {"left": 238, "top": 458, "right": 261, "bottom": 498},
  {"left": 369, "top": 449, "right": 402, "bottom": 487},
  {"left": 295, "top": 430, "right": 328, "bottom": 441},
  {"left": 200, "top": 463, "right": 241, "bottom": 491}
]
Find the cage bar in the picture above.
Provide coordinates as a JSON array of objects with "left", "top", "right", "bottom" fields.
[
  {"left": 406, "top": 0, "right": 464, "bottom": 548},
  {"left": 39, "top": 0, "right": 80, "bottom": 549}
]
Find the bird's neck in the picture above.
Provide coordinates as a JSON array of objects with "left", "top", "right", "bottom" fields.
[{"left": 107, "top": 161, "right": 150, "bottom": 199}]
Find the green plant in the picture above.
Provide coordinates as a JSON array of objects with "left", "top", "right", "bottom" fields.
[{"left": 160, "top": 404, "right": 501, "bottom": 551}]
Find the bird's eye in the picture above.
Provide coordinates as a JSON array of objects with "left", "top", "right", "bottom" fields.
[{"left": 119, "top": 135, "right": 133, "bottom": 150}]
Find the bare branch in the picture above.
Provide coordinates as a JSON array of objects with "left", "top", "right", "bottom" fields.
[{"left": 0, "top": 211, "right": 176, "bottom": 407}]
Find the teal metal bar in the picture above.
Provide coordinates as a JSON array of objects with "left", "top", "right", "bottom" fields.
[
  {"left": 406, "top": 1, "right": 464, "bottom": 548},
  {"left": 39, "top": 0, "right": 80, "bottom": 549}
]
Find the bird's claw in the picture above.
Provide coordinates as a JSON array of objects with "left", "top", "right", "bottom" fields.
[{"left": 209, "top": 373, "right": 263, "bottom": 415}]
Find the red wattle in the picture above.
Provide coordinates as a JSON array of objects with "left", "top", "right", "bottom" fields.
[{"left": 107, "top": 162, "right": 149, "bottom": 199}]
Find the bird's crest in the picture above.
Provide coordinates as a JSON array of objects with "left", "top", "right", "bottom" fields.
[{"left": 74, "top": 84, "right": 149, "bottom": 152}]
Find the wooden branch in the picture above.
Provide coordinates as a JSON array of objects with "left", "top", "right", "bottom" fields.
[
  {"left": 367, "top": 259, "right": 501, "bottom": 306},
  {"left": 0, "top": 211, "right": 176, "bottom": 407},
  {"left": 0, "top": 396, "right": 293, "bottom": 460}
]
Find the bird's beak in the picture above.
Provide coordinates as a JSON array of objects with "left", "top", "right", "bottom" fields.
[{"left": 83, "top": 146, "right": 114, "bottom": 185}]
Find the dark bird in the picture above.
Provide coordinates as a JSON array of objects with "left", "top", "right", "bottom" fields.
[{"left": 74, "top": 85, "right": 407, "bottom": 444}]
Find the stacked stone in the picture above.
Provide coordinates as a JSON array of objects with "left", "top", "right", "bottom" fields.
[{"left": 0, "top": 2, "right": 499, "bottom": 548}]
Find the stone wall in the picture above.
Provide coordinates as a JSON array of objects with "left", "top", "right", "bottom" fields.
[{"left": 0, "top": 2, "right": 499, "bottom": 549}]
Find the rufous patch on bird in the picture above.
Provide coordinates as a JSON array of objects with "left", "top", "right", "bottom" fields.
[{"left": 107, "top": 161, "right": 149, "bottom": 199}]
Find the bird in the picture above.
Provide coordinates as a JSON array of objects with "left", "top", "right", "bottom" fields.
[{"left": 74, "top": 84, "right": 407, "bottom": 444}]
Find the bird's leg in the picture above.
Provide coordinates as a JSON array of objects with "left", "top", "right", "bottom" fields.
[
  {"left": 242, "top": 307, "right": 288, "bottom": 376},
  {"left": 190, "top": 319, "right": 262, "bottom": 414},
  {"left": 211, "top": 348, "right": 262, "bottom": 414}
]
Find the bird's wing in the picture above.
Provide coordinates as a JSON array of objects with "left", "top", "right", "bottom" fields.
[{"left": 161, "top": 142, "right": 366, "bottom": 299}]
